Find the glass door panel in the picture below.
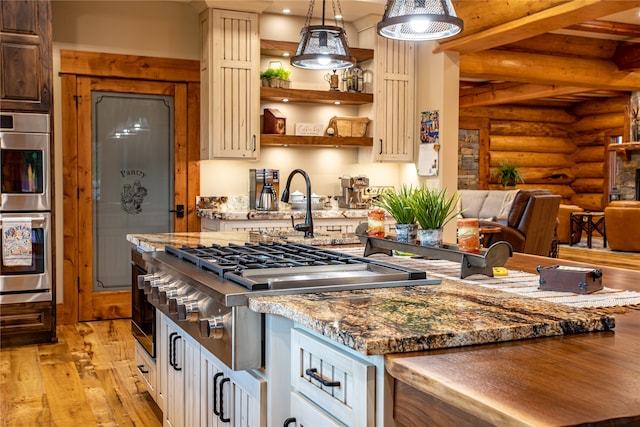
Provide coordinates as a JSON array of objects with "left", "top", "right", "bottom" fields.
[{"left": 92, "top": 92, "right": 174, "bottom": 291}]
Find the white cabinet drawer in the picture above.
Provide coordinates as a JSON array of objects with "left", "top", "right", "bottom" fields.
[
  {"left": 291, "top": 328, "right": 375, "bottom": 427},
  {"left": 288, "top": 391, "right": 344, "bottom": 427},
  {"left": 134, "top": 340, "right": 157, "bottom": 401}
]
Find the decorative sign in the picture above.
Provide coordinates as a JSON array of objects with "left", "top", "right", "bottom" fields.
[
  {"left": 295, "top": 123, "right": 324, "bottom": 136},
  {"left": 120, "top": 169, "right": 148, "bottom": 214}
]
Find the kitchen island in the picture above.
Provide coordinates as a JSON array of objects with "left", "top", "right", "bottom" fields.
[{"left": 128, "top": 232, "right": 639, "bottom": 426}]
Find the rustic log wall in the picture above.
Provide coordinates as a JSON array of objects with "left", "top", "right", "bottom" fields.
[
  {"left": 570, "top": 97, "right": 626, "bottom": 210},
  {"left": 459, "top": 98, "right": 628, "bottom": 210}
]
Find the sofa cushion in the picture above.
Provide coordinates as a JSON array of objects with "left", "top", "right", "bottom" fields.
[
  {"left": 480, "top": 190, "right": 512, "bottom": 219},
  {"left": 459, "top": 190, "right": 489, "bottom": 218}
]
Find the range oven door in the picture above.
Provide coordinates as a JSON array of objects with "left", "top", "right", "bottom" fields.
[
  {"left": 0, "top": 212, "right": 52, "bottom": 303},
  {"left": 131, "top": 259, "right": 156, "bottom": 358},
  {"left": 0, "top": 112, "right": 51, "bottom": 212}
]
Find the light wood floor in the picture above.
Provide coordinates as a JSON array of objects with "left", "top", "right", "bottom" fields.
[
  {"left": 0, "top": 319, "right": 161, "bottom": 427},
  {"left": 557, "top": 245, "right": 640, "bottom": 271}
]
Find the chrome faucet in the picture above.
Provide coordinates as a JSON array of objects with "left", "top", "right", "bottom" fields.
[{"left": 281, "top": 169, "right": 314, "bottom": 238}]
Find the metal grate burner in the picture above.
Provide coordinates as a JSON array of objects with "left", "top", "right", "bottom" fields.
[{"left": 164, "top": 242, "right": 427, "bottom": 291}]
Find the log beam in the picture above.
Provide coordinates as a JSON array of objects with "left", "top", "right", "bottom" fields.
[
  {"left": 460, "top": 49, "right": 640, "bottom": 91},
  {"left": 435, "top": 0, "right": 639, "bottom": 54},
  {"left": 613, "top": 44, "right": 640, "bottom": 71},
  {"left": 460, "top": 83, "right": 591, "bottom": 108}
]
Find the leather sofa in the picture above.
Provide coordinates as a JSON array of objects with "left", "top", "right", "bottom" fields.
[
  {"left": 460, "top": 189, "right": 561, "bottom": 257},
  {"left": 604, "top": 201, "right": 640, "bottom": 252}
]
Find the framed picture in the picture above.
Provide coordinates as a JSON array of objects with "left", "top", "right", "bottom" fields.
[{"left": 418, "top": 111, "right": 440, "bottom": 176}]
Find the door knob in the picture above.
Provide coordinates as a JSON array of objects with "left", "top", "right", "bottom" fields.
[{"left": 170, "top": 204, "right": 185, "bottom": 218}]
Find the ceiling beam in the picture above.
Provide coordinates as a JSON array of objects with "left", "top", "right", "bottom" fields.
[
  {"left": 459, "top": 83, "right": 593, "bottom": 108},
  {"left": 460, "top": 49, "right": 640, "bottom": 91},
  {"left": 566, "top": 19, "right": 640, "bottom": 38},
  {"left": 613, "top": 44, "right": 640, "bottom": 71},
  {"left": 434, "top": 0, "right": 640, "bottom": 54}
]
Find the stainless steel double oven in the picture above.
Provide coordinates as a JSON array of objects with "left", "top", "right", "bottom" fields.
[{"left": 0, "top": 112, "right": 52, "bottom": 303}]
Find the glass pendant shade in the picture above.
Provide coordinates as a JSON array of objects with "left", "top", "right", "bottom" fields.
[
  {"left": 377, "top": 0, "right": 463, "bottom": 41},
  {"left": 291, "top": 0, "right": 355, "bottom": 70}
]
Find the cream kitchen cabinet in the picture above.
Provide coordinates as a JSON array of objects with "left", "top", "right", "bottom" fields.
[
  {"left": 200, "top": 217, "right": 370, "bottom": 234},
  {"left": 289, "top": 328, "right": 375, "bottom": 427},
  {"left": 135, "top": 340, "right": 158, "bottom": 404},
  {"left": 160, "top": 313, "right": 201, "bottom": 427},
  {"left": 200, "top": 348, "right": 266, "bottom": 427},
  {"left": 374, "top": 37, "right": 416, "bottom": 162},
  {"left": 200, "top": 8, "right": 260, "bottom": 160}
]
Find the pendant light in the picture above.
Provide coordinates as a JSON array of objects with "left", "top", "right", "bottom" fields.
[
  {"left": 377, "top": 0, "right": 463, "bottom": 41},
  {"left": 290, "top": 0, "right": 355, "bottom": 70}
]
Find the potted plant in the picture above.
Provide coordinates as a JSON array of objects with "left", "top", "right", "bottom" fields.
[
  {"left": 260, "top": 66, "right": 291, "bottom": 88},
  {"left": 372, "top": 186, "right": 418, "bottom": 243},
  {"left": 409, "top": 187, "right": 462, "bottom": 248},
  {"left": 494, "top": 161, "right": 524, "bottom": 188}
]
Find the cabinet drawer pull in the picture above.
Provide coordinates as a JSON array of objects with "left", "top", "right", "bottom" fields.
[
  {"left": 283, "top": 417, "right": 297, "bottom": 427},
  {"left": 136, "top": 364, "right": 149, "bottom": 374},
  {"left": 305, "top": 368, "right": 340, "bottom": 387}
]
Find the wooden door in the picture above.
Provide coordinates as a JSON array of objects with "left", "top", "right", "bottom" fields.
[{"left": 74, "top": 77, "right": 188, "bottom": 321}]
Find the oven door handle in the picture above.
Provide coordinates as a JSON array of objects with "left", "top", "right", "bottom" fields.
[{"left": 0, "top": 217, "right": 47, "bottom": 228}]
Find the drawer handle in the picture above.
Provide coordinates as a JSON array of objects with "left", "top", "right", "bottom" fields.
[
  {"left": 136, "top": 364, "right": 149, "bottom": 374},
  {"left": 305, "top": 368, "right": 340, "bottom": 387}
]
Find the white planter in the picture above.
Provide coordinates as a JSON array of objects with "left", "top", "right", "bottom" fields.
[{"left": 418, "top": 228, "right": 443, "bottom": 248}]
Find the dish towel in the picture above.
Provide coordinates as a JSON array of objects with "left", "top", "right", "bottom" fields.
[{"left": 2, "top": 217, "right": 33, "bottom": 267}]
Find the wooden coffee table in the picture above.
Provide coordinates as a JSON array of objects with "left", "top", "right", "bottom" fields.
[{"left": 570, "top": 211, "right": 606, "bottom": 249}]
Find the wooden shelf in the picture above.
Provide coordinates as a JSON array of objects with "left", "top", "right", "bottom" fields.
[
  {"left": 260, "top": 39, "right": 374, "bottom": 64},
  {"left": 261, "top": 134, "right": 373, "bottom": 147},
  {"left": 261, "top": 87, "right": 373, "bottom": 105},
  {"left": 607, "top": 142, "right": 640, "bottom": 160}
]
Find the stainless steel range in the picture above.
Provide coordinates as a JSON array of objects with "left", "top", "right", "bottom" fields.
[{"left": 140, "top": 241, "right": 439, "bottom": 370}]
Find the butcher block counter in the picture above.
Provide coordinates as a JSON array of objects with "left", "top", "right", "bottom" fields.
[{"left": 128, "top": 232, "right": 640, "bottom": 426}]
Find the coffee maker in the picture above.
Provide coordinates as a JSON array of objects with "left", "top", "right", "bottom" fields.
[
  {"left": 250, "top": 169, "right": 279, "bottom": 211},
  {"left": 338, "top": 175, "right": 369, "bottom": 209}
]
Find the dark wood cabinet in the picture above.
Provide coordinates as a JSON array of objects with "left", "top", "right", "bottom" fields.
[
  {"left": 0, "top": 0, "right": 52, "bottom": 112},
  {"left": 0, "top": 302, "right": 56, "bottom": 346}
]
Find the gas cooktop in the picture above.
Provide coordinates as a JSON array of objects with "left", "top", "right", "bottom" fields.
[{"left": 164, "top": 242, "right": 432, "bottom": 291}]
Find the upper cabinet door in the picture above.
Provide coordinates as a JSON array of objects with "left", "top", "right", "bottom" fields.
[
  {"left": 374, "top": 37, "right": 415, "bottom": 162},
  {"left": 200, "top": 8, "right": 260, "bottom": 160},
  {"left": 0, "top": 0, "right": 52, "bottom": 113}
]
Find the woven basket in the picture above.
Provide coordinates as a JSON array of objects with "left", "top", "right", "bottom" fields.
[{"left": 328, "top": 116, "right": 369, "bottom": 137}]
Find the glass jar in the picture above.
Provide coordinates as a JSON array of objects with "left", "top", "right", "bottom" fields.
[
  {"left": 367, "top": 208, "right": 385, "bottom": 238},
  {"left": 457, "top": 218, "right": 480, "bottom": 254}
]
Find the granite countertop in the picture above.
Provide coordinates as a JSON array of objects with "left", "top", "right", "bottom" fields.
[
  {"left": 248, "top": 280, "right": 614, "bottom": 356},
  {"left": 126, "top": 230, "right": 362, "bottom": 252},
  {"left": 127, "top": 232, "right": 615, "bottom": 356},
  {"left": 196, "top": 207, "right": 372, "bottom": 221}
]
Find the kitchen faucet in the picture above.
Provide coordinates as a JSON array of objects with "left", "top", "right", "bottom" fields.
[{"left": 281, "top": 169, "right": 314, "bottom": 238}]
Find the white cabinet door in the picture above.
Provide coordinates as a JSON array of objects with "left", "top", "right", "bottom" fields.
[
  {"left": 200, "top": 8, "right": 260, "bottom": 160},
  {"left": 201, "top": 348, "right": 266, "bottom": 427},
  {"left": 161, "top": 314, "right": 201, "bottom": 427},
  {"left": 374, "top": 36, "right": 416, "bottom": 162}
]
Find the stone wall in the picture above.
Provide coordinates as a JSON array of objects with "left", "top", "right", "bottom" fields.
[
  {"left": 458, "top": 129, "right": 479, "bottom": 189},
  {"left": 614, "top": 150, "right": 640, "bottom": 201}
]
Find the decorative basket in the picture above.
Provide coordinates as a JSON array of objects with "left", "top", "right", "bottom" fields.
[{"left": 328, "top": 116, "right": 369, "bottom": 137}]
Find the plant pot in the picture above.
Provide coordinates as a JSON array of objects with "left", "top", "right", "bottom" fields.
[
  {"left": 418, "top": 228, "right": 443, "bottom": 248},
  {"left": 395, "top": 223, "right": 418, "bottom": 244}
]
